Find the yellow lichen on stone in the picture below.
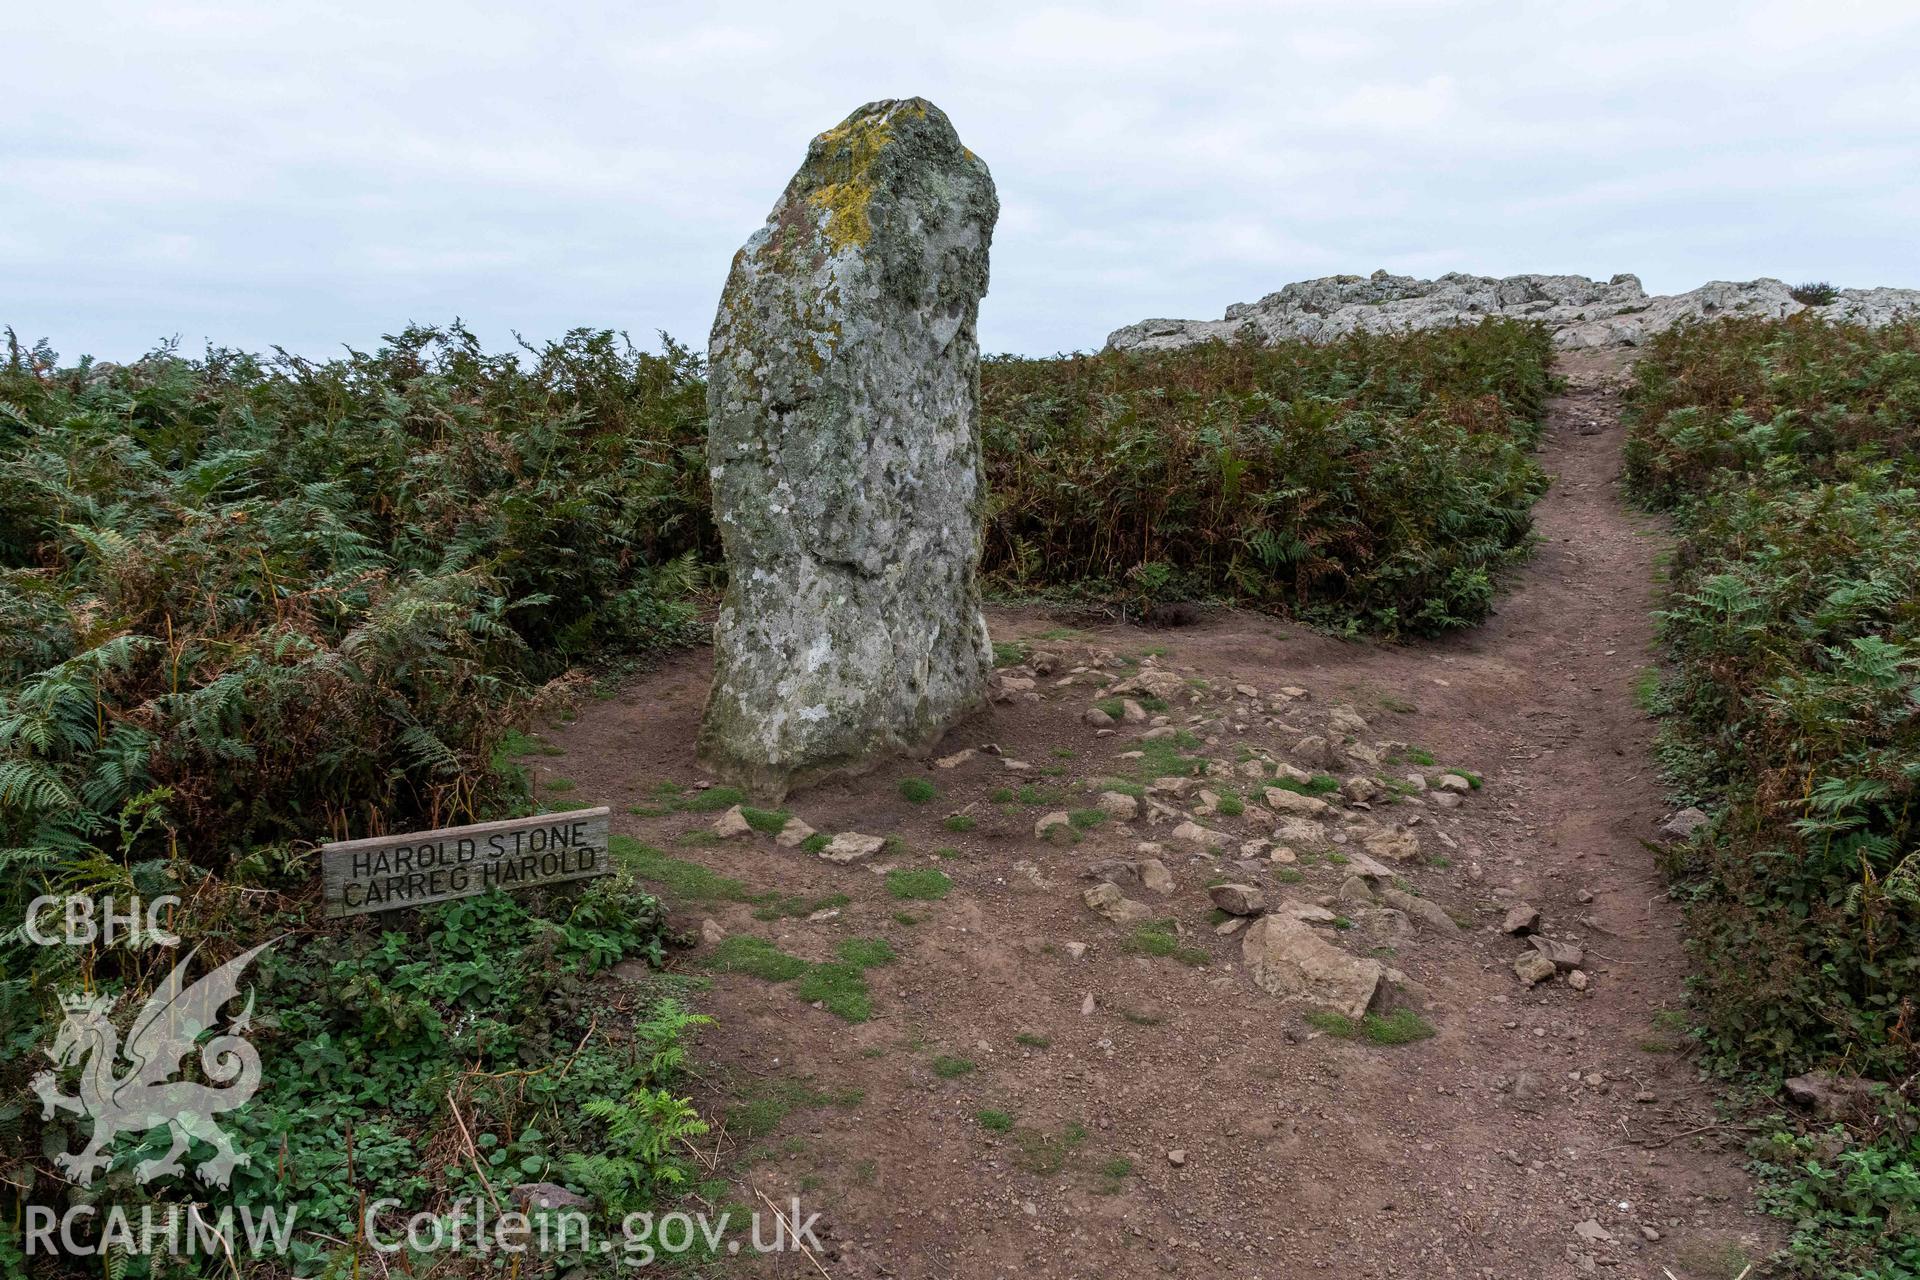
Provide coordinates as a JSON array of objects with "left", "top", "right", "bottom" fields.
[
  {"left": 806, "top": 105, "right": 903, "bottom": 252},
  {"left": 809, "top": 175, "right": 875, "bottom": 252}
]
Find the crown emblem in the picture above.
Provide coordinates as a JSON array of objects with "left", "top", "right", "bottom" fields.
[{"left": 60, "top": 992, "right": 114, "bottom": 1017}]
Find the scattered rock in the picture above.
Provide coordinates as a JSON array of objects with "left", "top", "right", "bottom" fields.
[
  {"left": 1081, "top": 858, "right": 1140, "bottom": 888},
  {"left": 1657, "top": 806, "right": 1710, "bottom": 840},
  {"left": 610, "top": 958, "right": 652, "bottom": 982},
  {"left": 1209, "top": 883, "right": 1266, "bottom": 916},
  {"left": 934, "top": 748, "right": 976, "bottom": 769},
  {"left": 1337, "top": 876, "right": 1375, "bottom": 905},
  {"left": 511, "top": 1183, "right": 592, "bottom": 1212},
  {"left": 1379, "top": 887, "right": 1459, "bottom": 934},
  {"left": 699, "top": 918, "right": 728, "bottom": 946},
  {"left": 819, "top": 832, "right": 886, "bottom": 864},
  {"left": 1264, "top": 787, "right": 1332, "bottom": 817},
  {"left": 1063, "top": 941, "right": 1088, "bottom": 959},
  {"left": 993, "top": 674, "right": 1036, "bottom": 701},
  {"left": 1110, "top": 669, "right": 1187, "bottom": 700},
  {"left": 1341, "top": 849, "right": 1397, "bottom": 881},
  {"left": 1402, "top": 771, "right": 1427, "bottom": 793},
  {"left": 1083, "top": 882, "right": 1153, "bottom": 923},
  {"left": 1276, "top": 900, "right": 1338, "bottom": 925},
  {"left": 1291, "top": 734, "right": 1344, "bottom": 770},
  {"left": 1080, "top": 992, "right": 1096, "bottom": 1015},
  {"left": 1527, "top": 935, "right": 1585, "bottom": 970},
  {"left": 1430, "top": 792, "right": 1462, "bottom": 810},
  {"left": 1567, "top": 969, "right": 1590, "bottom": 992},
  {"left": 1513, "top": 951, "right": 1558, "bottom": 985},
  {"left": 1119, "top": 698, "right": 1149, "bottom": 724},
  {"left": 1083, "top": 707, "right": 1115, "bottom": 727},
  {"left": 1357, "top": 907, "right": 1414, "bottom": 945},
  {"left": 1171, "top": 820, "right": 1228, "bottom": 849},
  {"left": 1572, "top": 1220, "right": 1615, "bottom": 1245},
  {"left": 712, "top": 805, "right": 754, "bottom": 838},
  {"left": 1271, "top": 816, "right": 1326, "bottom": 846},
  {"left": 1241, "top": 914, "right": 1386, "bottom": 1017},
  {"left": 1502, "top": 903, "right": 1541, "bottom": 935},
  {"left": 774, "top": 817, "right": 817, "bottom": 848},
  {"left": 1214, "top": 916, "right": 1248, "bottom": 936},
  {"left": 1137, "top": 858, "right": 1175, "bottom": 896},
  {"left": 1327, "top": 704, "right": 1369, "bottom": 735},
  {"left": 1036, "top": 811, "right": 1072, "bottom": 839},
  {"left": 1784, "top": 1071, "right": 1880, "bottom": 1121},
  {"left": 1166, "top": 1149, "right": 1187, "bottom": 1167},
  {"left": 1361, "top": 826, "right": 1421, "bottom": 862},
  {"left": 1342, "top": 775, "right": 1382, "bottom": 803},
  {"left": 1434, "top": 773, "right": 1472, "bottom": 794}
]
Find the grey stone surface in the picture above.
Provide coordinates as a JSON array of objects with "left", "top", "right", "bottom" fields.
[
  {"left": 1657, "top": 806, "right": 1711, "bottom": 840},
  {"left": 698, "top": 98, "right": 999, "bottom": 799},
  {"left": 1106, "top": 270, "right": 1920, "bottom": 353}
]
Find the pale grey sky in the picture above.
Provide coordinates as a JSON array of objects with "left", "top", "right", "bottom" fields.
[{"left": 8, "top": 1, "right": 1918, "bottom": 361}]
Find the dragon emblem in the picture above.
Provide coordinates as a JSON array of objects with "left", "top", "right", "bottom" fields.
[{"left": 31, "top": 940, "right": 275, "bottom": 1187}]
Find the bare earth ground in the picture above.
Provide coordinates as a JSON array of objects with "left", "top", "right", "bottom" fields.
[{"left": 544, "top": 352, "right": 1779, "bottom": 1279}]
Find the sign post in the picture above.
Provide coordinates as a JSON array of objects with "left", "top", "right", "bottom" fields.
[{"left": 320, "top": 807, "right": 613, "bottom": 919}]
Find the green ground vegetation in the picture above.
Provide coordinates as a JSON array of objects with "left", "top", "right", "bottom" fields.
[{"left": 1625, "top": 315, "right": 1920, "bottom": 1277}]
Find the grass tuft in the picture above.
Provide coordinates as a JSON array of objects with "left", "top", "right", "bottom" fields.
[
  {"left": 1304, "top": 1008, "right": 1436, "bottom": 1045},
  {"left": 709, "top": 936, "right": 809, "bottom": 983},
  {"left": 1121, "top": 923, "right": 1208, "bottom": 966},
  {"left": 885, "top": 868, "right": 952, "bottom": 901}
]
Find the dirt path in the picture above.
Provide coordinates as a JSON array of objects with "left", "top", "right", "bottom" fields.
[{"left": 550, "top": 353, "right": 1775, "bottom": 1279}]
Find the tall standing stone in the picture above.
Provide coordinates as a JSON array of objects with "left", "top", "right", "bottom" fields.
[{"left": 697, "top": 98, "right": 998, "bottom": 799}]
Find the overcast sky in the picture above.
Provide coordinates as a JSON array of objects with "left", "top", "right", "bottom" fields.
[{"left": 8, "top": 1, "right": 1918, "bottom": 362}]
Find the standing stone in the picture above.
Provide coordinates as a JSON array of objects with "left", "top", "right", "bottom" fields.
[{"left": 698, "top": 99, "right": 999, "bottom": 799}]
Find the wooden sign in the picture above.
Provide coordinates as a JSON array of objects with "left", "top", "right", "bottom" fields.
[{"left": 321, "top": 807, "right": 612, "bottom": 918}]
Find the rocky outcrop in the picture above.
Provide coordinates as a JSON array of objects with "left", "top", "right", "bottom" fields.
[
  {"left": 698, "top": 98, "right": 999, "bottom": 799},
  {"left": 1106, "top": 270, "right": 1920, "bottom": 353}
]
